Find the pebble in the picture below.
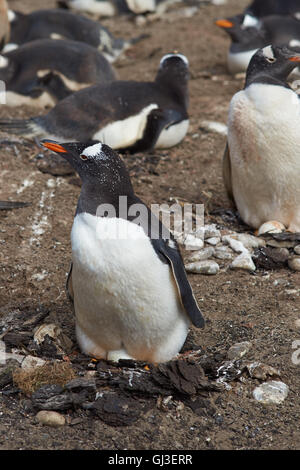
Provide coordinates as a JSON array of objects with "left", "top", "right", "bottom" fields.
[
  {"left": 21, "top": 355, "right": 46, "bottom": 370},
  {"left": 230, "top": 252, "right": 256, "bottom": 271},
  {"left": 257, "top": 221, "right": 285, "bottom": 236},
  {"left": 187, "top": 246, "right": 215, "bottom": 262},
  {"left": 204, "top": 224, "right": 221, "bottom": 239},
  {"left": 205, "top": 237, "right": 220, "bottom": 246},
  {"left": 185, "top": 260, "right": 219, "bottom": 275},
  {"left": 288, "top": 257, "right": 300, "bottom": 272},
  {"left": 36, "top": 410, "right": 66, "bottom": 427},
  {"left": 179, "top": 233, "right": 204, "bottom": 251},
  {"left": 234, "top": 233, "right": 266, "bottom": 249},
  {"left": 222, "top": 236, "right": 248, "bottom": 254},
  {"left": 214, "top": 246, "right": 233, "bottom": 260},
  {"left": 246, "top": 362, "right": 281, "bottom": 380},
  {"left": 253, "top": 381, "right": 289, "bottom": 404},
  {"left": 227, "top": 341, "right": 252, "bottom": 360},
  {"left": 294, "top": 245, "right": 300, "bottom": 255}
]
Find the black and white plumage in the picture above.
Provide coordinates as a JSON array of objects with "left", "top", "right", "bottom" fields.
[
  {"left": 245, "top": 0, "right": 300, "bottom": 23},
  {"left": 0, "top": 0, "right": 9, "bottom": 50},
  {"left": 0, "top": 53, "right": 190, "bottom": 153},
  {"left": 216, "top": 14, "right": 300, "bottom": 75},
  {"left": 223, "top": 45, "right": 300, "bottom": 233},
  {"left": 5, "top": 9, "right": 147, "bottom": 62},
  {"left": 0, "top": 39, "right": 116, "bottom": 107},
  {"left": 57, "top": 0, "right": 176, "bottom": 17},
  {"left": 41, "top": 139, "right": 204, "bottom": 363}
]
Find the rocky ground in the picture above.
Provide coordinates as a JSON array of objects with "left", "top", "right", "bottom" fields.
[{"left": 0, "top": 0, "right": 299, "bottom": 451}]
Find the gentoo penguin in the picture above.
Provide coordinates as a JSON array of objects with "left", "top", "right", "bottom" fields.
[
  {"left": 0, "top": 39, "right": 116, "bottom": 107},
  {"left": 0, "top": 0, "right": 9, "bottom": 50},
  {"left": 57, "top": 0, "right": 173, "bottom": 17},
  {"left": 0, "top": 201, "right": 29, "bottom": 209},
  {"left": 223, "top": 45, "right": 300, "bottom": 233},
  {"left": 216, "top": 14, "right": 300, "bottom": 75},
  {"left": 245, "top": 0, "right": 300, "bottom": 23},
  {"left": 0, "top": 53, "right": 189, "bottom": 153},
  {"left": 41, "top": 139, "right": 204, "bottom": 362},
  {"left": 5, "top": 9, "right": 147, "bottom": 62}
]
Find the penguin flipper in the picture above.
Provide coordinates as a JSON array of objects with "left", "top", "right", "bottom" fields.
[
  {"left": 152, "top": 238, "right": 205, "bottom": 329},
  {"left": 222, "top": 142, "right": 234, "bottom": 204},
  {"left": 123, "top": 108, "right": 184, "bottom": 154},
  {"left": 66, "top": 262, "right": 74, "bottom": 303}
]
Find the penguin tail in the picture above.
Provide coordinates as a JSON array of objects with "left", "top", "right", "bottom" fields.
[
  {"left": 128, "top": 33, "right": 151, "bottom": 46},
  {"left": 0, "top": 118, "right": 39, "bottom": 137}
]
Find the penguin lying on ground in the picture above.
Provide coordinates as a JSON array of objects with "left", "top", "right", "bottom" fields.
[
  {"left": 57, "top": 0, "right": 177, "bottom": 17},
  {"left": 245, "top": 0, "right": 300, "bottom": 25},
  {"left": 216, "top": 14, "right": 300, "bottom": 75},
  {"left": 5, "top": 9, "right": 148, "bottom": 62},
  {"left": 41, "top": 139, "right": 204, "bottom": 363},
  {"left": 0, "top": 53, "right": 189, "bottom": 153},
  {"left": 0, "top": 0, "right": 9, "bottom": 50},
  {"left": 223, "top": 45, "right": 300, "bottom": 233},
  {"left": 0, "top": 39, "right": 116, "bottom": 107}
]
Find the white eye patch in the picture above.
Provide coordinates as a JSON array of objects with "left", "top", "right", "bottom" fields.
[
  {"left": 82, "top": 142, "right": 103, "bottom": 157},
  {"left": 262, "top": 45, "right": 275, "bottom": 60}
]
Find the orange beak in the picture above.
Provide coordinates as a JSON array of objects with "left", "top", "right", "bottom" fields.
[
  {"left": 215, "top": 19, "right": 234, "bottom": 28},
  {"left": 289, "top": 56, "right": 300, "bottom": 62},
  {"left": 41, "top": 141, "right": 67, "bottom": 153}
]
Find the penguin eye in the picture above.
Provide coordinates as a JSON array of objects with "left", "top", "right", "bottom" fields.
[
  {"left": 80, "top": 154, "right": 88, "bottom": 161},
  {"left": 266, "top": 57, "right": 276, "bottom": 63}
]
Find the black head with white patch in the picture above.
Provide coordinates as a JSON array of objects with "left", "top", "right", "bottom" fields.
[
  {"left": 156, "top": 52, "right": 189, "bottom": 84},
  {"left": 245, "top": 45, "right": 300, "bottom": 88},
  {"left": 215, "top": 15, "right": 266, "bottom": 48},
  {"left": 41, "top": 140, "right": 134, "bottom": 214}
]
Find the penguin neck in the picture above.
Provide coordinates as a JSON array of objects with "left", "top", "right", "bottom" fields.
[
  {"left": 76, "top": 178, "right": 135, "bottom": 217},
  {"left": 245, "top": 73, "right": 293, "bottom": 90},
  {"left": 155, "top": 73, "right": 189, "bottom": 109}
]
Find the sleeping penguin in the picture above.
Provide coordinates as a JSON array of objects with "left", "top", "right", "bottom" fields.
[
  {"left": 0, "top": 53, "right": 189, "bottom": 153},
  {"left": 223, "top": 45, "right": 300, "bottom": 233},
  {"left": 0, "top": 39, "right": 116, "bottom": 107},
  {"left": 41, "top": 139, "right": 204, "bottom": 363}
]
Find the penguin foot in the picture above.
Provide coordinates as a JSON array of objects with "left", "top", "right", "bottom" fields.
[{"left": 107, "top": 349, "right": 135, "bottom": 362}]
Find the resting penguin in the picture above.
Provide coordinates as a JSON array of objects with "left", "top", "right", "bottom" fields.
[
  {"left": 223, "top": 45, "right": 300, "bottom": 233},
  {"left": 57, "top": 0, "right": 175, "bottom": 17},
  {"left": 0, "top": 0, "right": 9, "bottom": 50},
  {"left": 0, "top": 39, "right": 116, "bottom": 107},
  {"left": 0, "top": 53, "right": 189, "bottom": 153},
  {"left": 41, "top": 139, "right": 204, "bottom": 363},
  {"left": 216, "top": 14, "right": 300, "bottom": 75},
  {"left": 5, "top": 8, "right": 147, "bottom": 62},
  {"left": 245, "top": 0, "right": 300, "bottom": 24}
]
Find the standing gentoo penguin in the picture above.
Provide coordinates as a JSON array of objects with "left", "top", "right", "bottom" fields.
[
  {"left": 6, "top": 9, "right": 148, "bottom": 62},
  {"left": 223, "top": 45, "right": 300, "bottom": 233},
  {"left": 0, "top": 53, "right": 190, "bottom": 153},
  {"left": 216, "top": 14, "right": 300, "bottom": 75},
  {"left": 0, "top": 0, "right": 9, "bottom": 50},
  {"left": 41, "top": 139, "right": 204, "bottom": 362},
  {"left": 0, "top": 39, "right": 116, "bottom": 107}
]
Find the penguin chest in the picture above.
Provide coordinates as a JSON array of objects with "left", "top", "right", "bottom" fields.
[
  {"left": 70, "top": 213, "right": 188, "bottom": 356},
  {"left": 155, "top": 119, "right": 189, "bottom": 149},
  {"left": 228, "top": 84, "right": 300, "bottom": 228}
]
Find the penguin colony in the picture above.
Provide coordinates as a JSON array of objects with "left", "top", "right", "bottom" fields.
[{"left": 0, "top": 0, "right": 300, "bottom": 363}]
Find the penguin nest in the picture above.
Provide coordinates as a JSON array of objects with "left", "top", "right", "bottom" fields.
[{"left": 13, "top": 362, "right": 76, "bottom": 396}]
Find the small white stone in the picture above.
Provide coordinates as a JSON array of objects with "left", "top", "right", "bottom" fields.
[
  {"left": 205, "top": 236, "right": 221, "bottom": 246},
  {"left": 179, "top": 233, "right": 204, "bottom": 251},
  {"left": 227, "top": 341, "right": 252, "bottom": 360},
  {"left": 230, "top": 252, "right": 256, "bottom": 271},
  {"left": 214, "top": 246, "right": 233, "bottom": 260},
  {"left": 222, "top": 236, "right": 249, "bottom": 254},
  {"left": 295, "top": 319, "right": 300, "bottom": 329},
  {"left": 36, "top": 411, "right": 66, "bottom": 427},
  {"left": 257, "top": 221, "right": 285, "bottom": 236},
  {"left": 294, "top": 245, "right": 300, "bottom": 255},
  {"left": 204, "top": 224, "right": 221, "bottom": 239},
  {"left": 187, "top": 246, "right": 215, "bottom": 262},
  {"left": 253, "top": 381, "right": 289, "bottom": 404},
  {"left": 235, "top": 233, "right": 266, "bottom": 249},
  {"left": 21, "top": 355, "right": 46, "bottom": 370},
  {"left": 288, "top": 257, "right": 300, "bottom": 272},
  {"left": 185, "top": 260, "right": 219, "bottom": 275},
  {"left": 200, "top": 120, "right": 228, "bottom": 136}
]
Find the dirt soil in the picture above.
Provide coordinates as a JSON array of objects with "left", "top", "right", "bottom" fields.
[{"left": 0, "top": 0, "right": 299, "bottom": 451}]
